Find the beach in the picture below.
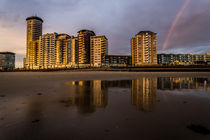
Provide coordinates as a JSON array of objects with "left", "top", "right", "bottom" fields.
[{"left": 0, "top": 72, "right": 210, "bottom": 140}]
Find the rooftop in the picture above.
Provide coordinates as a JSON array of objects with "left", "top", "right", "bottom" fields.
[
  {"left": 26, "top": 16, "right": 44, "bottom": 22},
  {"left": 137, "top": 31, "right": 156, "bottom": 35},
  {"left": 78, "top": 29, "right": 95, "bottom": 35}
]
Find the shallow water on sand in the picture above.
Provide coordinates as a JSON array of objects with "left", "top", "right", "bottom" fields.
[{"left": 0, "top": 77, "right": 210, "bottom": 140}]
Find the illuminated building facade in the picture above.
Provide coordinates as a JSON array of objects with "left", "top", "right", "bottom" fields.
[
  {"left": 25, "top": 16, "right": 43, "bottom": 69},
  {"left": 203, "top": 53, "right": 210, "bottom": 64},
  {"left": 90, "top": 36, "right": 108, "bottom": 67},
  {"left": 55, "top": 35, "right": 78, "bottom": 67},
  {"left": 131, "top": 31, "right": 157, "bottom": 66},
  {"left": 24, "top": 16, "right": 80, "bottom": 69},
  {"left": 0, "top": 52, "right": 15, "bottom": 71},
  {"left": 55, "top": 34, "right": 71, "bottom": 66},
  {"left": 70, "top": 37, "right": 79, "bottom": 65},
  {"left": 39, "top": 33, "right": 58, "bottom": 69},
  {"left": 78, "top": 30, "right": 96, "bottom": 66},
  {"left": 31, "top": 32, "right": 79, "bottom": 69}
]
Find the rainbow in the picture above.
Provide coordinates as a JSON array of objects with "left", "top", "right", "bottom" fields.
[{"left": 162, "top": 0, "right": 191, "bottom": 50}]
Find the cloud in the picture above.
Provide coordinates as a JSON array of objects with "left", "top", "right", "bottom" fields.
[
  {"left": 0, "top": 0, "right": 210, "bottom": 68},
  {"left": 160, "top": 46, "right": 210, "bottom": 55}
]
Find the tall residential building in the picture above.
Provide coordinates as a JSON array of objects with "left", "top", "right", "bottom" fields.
[
  {"left": 55, "top": 35, "right": 78, "bottom": 67},
  {"left": 25, "top": 16, "right": 43, "bottom": 69},
  {"left": 131, "top": 31, "right": 157, "bottom": 66},
  {"left": 90, "top": 36, "right": 108, "bottom": 67},
  {"left": 78, "top": 30, "right": 96, "bottom": 66},
  {"left": 38, "top": 33, "right": 78, "bottom": 69},
  {"left": 55, "top": 34, "right": 71, "bottom": 66},
  {"left": 39, "top": 33, "right": 58, "bottom": 69},
  {"left": 0, "top": 52, "right": 15, "bottom": 71},
  {"left": 70, "top": 37, "right": 79, "bottom": 65},
  {"left": 27, "top": 40, "right": 39, "bottom": 67}
]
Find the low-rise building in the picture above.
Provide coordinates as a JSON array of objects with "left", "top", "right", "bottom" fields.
[
  {"left": 0, "top": 52, "right": 15, "bottom": 71},
  {"left": 158, "top": 53, "right": 210, "bottom": 65},
  {"left": 203, "top": 53, "right": 210, "bottom": 65},
  {"left": 105, "top": 55, "right": 132, "bottom": 67}
]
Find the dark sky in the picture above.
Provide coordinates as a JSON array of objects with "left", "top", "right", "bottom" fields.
[{"left": 0, "top": 0, "right": 210, "bottom": 67}]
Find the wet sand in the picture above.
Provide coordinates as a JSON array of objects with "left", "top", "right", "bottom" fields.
[{"left": 0, "top": 72, "right": 210, "bottom": 140}]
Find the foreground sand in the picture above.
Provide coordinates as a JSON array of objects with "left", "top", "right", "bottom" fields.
[
  {"left": 1, "top": 71, "right": 210, "bottom": 83},
  {"left": 0, "top": 72, "right": 210, "bottom": 140}
]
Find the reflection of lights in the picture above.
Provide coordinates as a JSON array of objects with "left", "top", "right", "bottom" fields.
[
  {"left": 131, "top": 78, "right": 157, "bottom": 112},
  {"left": 71, "top": 81, "right": 75, "bottom": 85},
  {"left": 63, "top": 78, "right": 210, "bottom": 113},
  {"left": 62, "top": 80, "right": 108, "bottom": 114},
  {"left": 204, "top": 80, "right": 207, "bottom": 85},
  {"left": 79, "top": 81, "right": 83, "bottom": 86},
  {"left": 173, "top": 77, "right": 181, "bottom": 83},
  {"left": 158, "top": 77, "right": 210, "bottom": 91}
]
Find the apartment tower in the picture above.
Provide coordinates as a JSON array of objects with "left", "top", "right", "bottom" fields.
[
  {"left": 55, "top": 34, "right": 71, "bottom": 66},
  {"left": 69, "top": 37, "right": 79, "bottom": 65},
  {"left": 90, "top": 36, "right": 108, "bottom": 67},
  {"left": 55, "top": 35, "right": 78, "bottom": 67},
  {"left": 25, "top": 16, "right": 43, "bottom": 69},
  {"left": 39, "top": 33, "right": 58, "bottom": 69},
  {"left": 78, "top": 30, "right": 95, "bottom": 66},
  {"left": 131, "top": 31, "right": 157, "bottom": 66}
]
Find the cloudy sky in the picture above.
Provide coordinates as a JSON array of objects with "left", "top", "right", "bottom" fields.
[{"left": 0, "top": 0, "right": 210, "bottom": 67}]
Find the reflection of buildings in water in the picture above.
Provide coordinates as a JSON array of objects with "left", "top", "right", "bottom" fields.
[
  {"left": 64, "top": 77, "right": 210, "bottom": 114},
  {"left": 105, "top": 80, "right": 132, "bottom": 88},
  {"left": 131, "top": 78, "right": 157, "bottom": 112},
  {"left": 157, "top": 77, "right": 210, "bottom": 91},
  {"left": 63, "top": 80, "right": 133, "bottom": 113},
  {"left": 64, "top": 80, "right": 108, "bottom": 114},
  {"left": 92, "top": 80, "right": 108, "bottom": 108},
  {"left": 206, "top": 78, "right": 210, "bottom": 91},
  {"left": 67, "top": 79, "right": 157, "bottom": 113}
]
